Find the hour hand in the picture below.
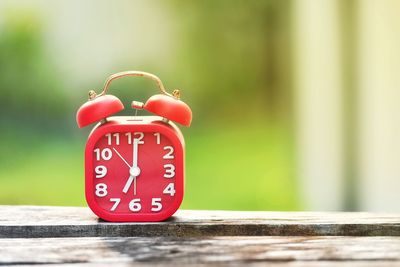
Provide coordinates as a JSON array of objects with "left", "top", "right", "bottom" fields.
[
  {"left": 122, "top": 164, "right": 141, "bottom": 195},
  {"left": 122, "top": 176, "right": 134, "bottom": 194}
]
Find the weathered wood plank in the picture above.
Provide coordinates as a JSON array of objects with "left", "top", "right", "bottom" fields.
[
  {"left": 0, "top": 206, "right": 399, "bottom": 238},
  {"left": 1, "top": 236, "right": 400, "bottom": 266}
]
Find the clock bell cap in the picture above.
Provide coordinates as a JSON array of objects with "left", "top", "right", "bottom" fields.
[
  {"left": 144, "top": 94, "right": 192, "bottom": 127},
  {"left": 76, "top": 95, "right": 124, "bottom": 128}
]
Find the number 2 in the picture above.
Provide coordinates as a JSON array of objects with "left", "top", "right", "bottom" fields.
[{"left": 163, "top": 146, "right": 174, "bottom": 159}]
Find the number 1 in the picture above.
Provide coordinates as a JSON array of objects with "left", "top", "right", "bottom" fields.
[{"left": 154, "top": 132, "right": 161, "bottom": 144}]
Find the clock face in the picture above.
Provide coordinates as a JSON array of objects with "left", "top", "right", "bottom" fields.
[{"left": 86, "top": 128, "right": 183, "bottom": 220}]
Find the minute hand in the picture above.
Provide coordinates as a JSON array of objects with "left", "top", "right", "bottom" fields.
[
  {"left": 133, "top": 138, "right": 138, "bottom": 168},
  {"left": 131, "top": 138, "right": 140, "bottom": 195},
  {"left": 122, "top": 139, "right": 140, "bottom": 195}
]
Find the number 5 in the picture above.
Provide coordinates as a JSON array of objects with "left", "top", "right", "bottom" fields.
[{"left": 151, "top": 198, "right": 162, "bottom": 212}]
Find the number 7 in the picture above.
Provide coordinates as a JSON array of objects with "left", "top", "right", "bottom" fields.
[{"left": 110, "top": 198, "right": 121, "bottom": 211}]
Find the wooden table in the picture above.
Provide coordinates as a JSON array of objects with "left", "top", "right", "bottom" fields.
[{"left": 1, "top": 206, "right": 400, "bottom": 266}]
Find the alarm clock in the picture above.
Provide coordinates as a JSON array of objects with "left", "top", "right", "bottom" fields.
[{"left": 76, "top": 71, "right": 192, "bottom": 222}]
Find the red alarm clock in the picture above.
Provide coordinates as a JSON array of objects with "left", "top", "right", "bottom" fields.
[{"left": 76, "top": 71, "right": 192, "bottom": 222}]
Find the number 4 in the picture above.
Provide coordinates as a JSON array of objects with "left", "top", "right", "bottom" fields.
[{"left": 163, "top": 183, "right": 176, "bottom": 196}]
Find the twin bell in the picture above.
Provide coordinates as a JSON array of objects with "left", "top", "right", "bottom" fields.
[{"left": 76, "top": 71, "right": 192, "bottom": 128}]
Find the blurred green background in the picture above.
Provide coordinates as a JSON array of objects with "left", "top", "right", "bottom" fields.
[{"left": 0, "top": 0, "right": 399, "bottom": 211}]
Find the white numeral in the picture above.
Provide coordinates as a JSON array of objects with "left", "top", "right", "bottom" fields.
[
  {"left": 125, "top": 132, "right": 132, "bottom": 144},
  {"left": 163, "top": 146, "right": 174, "bottom": 159},
  {"left": 95, "top": 183, "right": 108, "bottom": 197},
  {"left": 154, "top": 132, "right": 161, "bottom": 145},
  {"left": 163, "top": 183, "right": 176, "bottom": 196},
  {"left": 163, "top": 164, "right": 175, "bottom": 178},
  {"left": 125, "top": 132, "right": 145, "bottom": 144},
  {"left": 129, "top": 198, "right": 142, "bottom": 212},
  {"left": 110, "top": 198, "right": 121, "bottom": 211},
  {"left": 95, "top": 165, "right": 107, "bottom": 178},
  {"left": 106, "top": 133, "right": 120, "bottom": 145},
  {"left": 134, "top": 132, "right": 144, "bottom": 144},
  {"left": 151, "top": 198, "right": 162, "bottom": 212},
  {"left": 94, "top": 148, "right": 112, "bottom": 161}
]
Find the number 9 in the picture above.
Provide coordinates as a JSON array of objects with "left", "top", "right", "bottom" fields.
[{"left": 95, "top": 165, "right": 107, "bottom": 178}]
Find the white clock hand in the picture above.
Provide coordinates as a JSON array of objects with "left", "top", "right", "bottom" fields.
[
  {"left": 122, "top": 139, "right": 141, "bottom": 195},
  {"left": 122, "top": 176, "right": 134, "bottom": 194},
  {"left": 133, "top": 138, "right": 138, "bottom": 168},
  {"left": 123, "top": 167, "right": 140, "bottom": 194},
  {"left": 112, "top": 148, "right": 131, "bottom": 168},
  {"left": 133, "top": 176, "right": 137, "bottom": 195},
  {"left": 131, "top": 138, "right": 140, "bottom": 195}
]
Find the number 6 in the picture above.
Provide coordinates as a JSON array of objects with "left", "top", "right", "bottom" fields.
[{"left": 129, "top": 198, "right": 141, "bottom": 212}]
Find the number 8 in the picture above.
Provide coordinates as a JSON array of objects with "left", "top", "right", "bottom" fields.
[{"left": 95, "top": 183, "right": 108, "bottom": 197}]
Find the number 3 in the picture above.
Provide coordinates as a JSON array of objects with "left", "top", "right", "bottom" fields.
[{"left": 163, "top": 164, "right": 175, "bottom": 178}]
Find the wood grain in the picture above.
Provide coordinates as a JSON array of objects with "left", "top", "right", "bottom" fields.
[
  {"left": 0, "top": 206, "right": 399, "bottom": 238},
  {"left": 1, "top": 206, "right": 400, "bottom": 266},
  {"left": 1, "top": 236, "right": 400, "bottom": 266}
]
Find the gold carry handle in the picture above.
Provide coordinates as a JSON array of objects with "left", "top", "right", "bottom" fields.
[{"left": 88, "top": 71, "right": 174, "bottom": 100}]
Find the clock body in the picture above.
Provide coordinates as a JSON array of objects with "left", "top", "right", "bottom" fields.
[{"left": 84, "top": 116, "right": 184, "bottom": 222}]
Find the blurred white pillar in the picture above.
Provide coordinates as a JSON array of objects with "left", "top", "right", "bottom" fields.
[
  {"left": 292, "top": 0, "right": 344, "bottom": 210},
  {"left": 357, "top": 0, "right": 400, "bottom": 211}
]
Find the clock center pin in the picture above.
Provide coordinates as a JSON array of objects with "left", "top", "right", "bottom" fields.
[{"left": 130, "top": 166, "right": 141, "bottom": 177}]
